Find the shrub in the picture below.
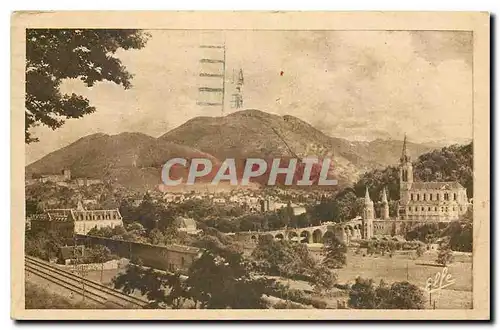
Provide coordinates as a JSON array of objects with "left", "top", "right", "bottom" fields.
[{"left": 273, "top": 301, "right": 306, "bottom": 309}]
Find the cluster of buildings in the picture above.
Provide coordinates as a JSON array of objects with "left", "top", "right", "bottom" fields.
[
  {"left": 26, "top": 169, "right": 103, "bottom": 188},
  {"left": 161, "top": 189, "right": 300, "bottom": 213},
  {"left": 245, "top": 136, "right": 471, "bottom": 245},
  {"left": 27, "top": 137, "right": 471, "bottom": 248},
  {"left": 29, "top": 201, "right": 124, "bottom": 237},
  {"left": 362, "top": 136, "right": 470, "bottom": 238}
]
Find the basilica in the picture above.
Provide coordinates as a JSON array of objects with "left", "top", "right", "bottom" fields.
[
  {"left": 396, "top": 136, "right": 469, "bottom": 222},
  {"left": 362, "top": 136, "right": 470, "bottom": 239}
]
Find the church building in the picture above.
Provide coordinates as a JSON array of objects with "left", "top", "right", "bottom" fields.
[
  {"left": 397, "top": 136, "right": 469, "bottom": 222},
  {"left": 361, "top": 136, "right": 470, "bottom": 239}
]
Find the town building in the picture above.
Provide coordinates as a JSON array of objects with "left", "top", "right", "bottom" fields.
[
  {"left": 174, "top": 216, "right": 200, "bottom": 234},
  {"left": 29, "top": 201, "right": 123, "bottom": 236},
  {"left": 30, "top": 209, "right": 75, "bottom": 237},
  {"left": 34, "top": 169, "right": 72, "bottom": 183},
  {"left": 362, "top": 136, "right": 470, "bottom": 239},
  {"left": 397, "top": 135, "right": 469, "bottom": 222}
]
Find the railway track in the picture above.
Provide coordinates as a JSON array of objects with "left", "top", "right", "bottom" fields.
[{"left": 25, "top": 256, "right": 148, "bottom": 309}]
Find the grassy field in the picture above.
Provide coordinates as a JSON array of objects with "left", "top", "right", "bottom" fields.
[
  {"left": 25, "top": 281, "right": 101, "bottom": 309},
  {"left": 79, "top": 246, "right": 473, "bottom": 309},
  {"left": 307, "top": 248, "right": 473, "bottom": 309},
  {"left": 335, "top": 251, "right": 472, "bottom": 291}
]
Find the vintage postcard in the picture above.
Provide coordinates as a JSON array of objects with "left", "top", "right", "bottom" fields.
[{"left": 11, "top": 11, "right": 490, "bottom": 320}]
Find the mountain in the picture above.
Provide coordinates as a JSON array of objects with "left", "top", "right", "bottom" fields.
[
  {"left": 159, "top": 109, "right": 362, "bottom": 184},
  {"left": 26, "top": 132, "right": 219, "bottom": 190},
  {"left": 159, "top": 109, "right": 435, "bottom": 182},
  {"left": 344, "top": 138, "right": 437, "bottom": 169},
  {"left": 27, "top": 109, "right": 438, "bottom": 191}
]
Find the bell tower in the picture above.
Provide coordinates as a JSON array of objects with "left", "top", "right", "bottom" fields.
[
  {"left": 363, "top": 187, "right": 374, "bottom": 239},
  {"left": 398, "top": 134, "right": 412, "bottom": 219},
  {"left": 399, "top": 134, "right": 413, "bottom": 189}
]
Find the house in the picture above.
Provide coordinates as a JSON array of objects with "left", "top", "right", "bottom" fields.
[
  {"left": 174, "top": 216, "right": 200, "bottom": 234},
  {"left": 30, "top": 202, "right": 123, "bottom": 236},
  {"left": 58, "top": 245, "right": 85, "bottom": 265}
]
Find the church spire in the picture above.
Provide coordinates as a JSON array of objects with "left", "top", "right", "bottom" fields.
[
  {"left": 365, "top": 187, "right": 372, "bottom": 204},
  {"left": 400, "top": 134, "right": 411, "bottom": 163},
  {"left": 381, "top": 187, "right": 390, "bottom": 220},
  {"left": 382, "top": 187, "right": 388, "bottom": 204}
]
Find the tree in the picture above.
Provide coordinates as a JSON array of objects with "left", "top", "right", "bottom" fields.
[
  {"left": 85, "top": 244, "right": 116, "bottom": 282},
  {"left": 406, "top": 223, "right": 441, "bottom": 243},
  {"left": 26, "top": 198, "right": 42, "bottom": 216},
  {"left": 311, "top": 265, "right": 336, "bottom": 293},
  {"left": 392, "top": 281, "right": 426, "bottom": 309},
  {"left": 85, "top": 244, "right": 115, "bottom": 264},
  {"left": 442, "top": 209, "right": 473, "bottom": 252},
  {"left": 163, "top": 225, "right": 179, "bottom": 244},
  {"left": 348, "top": 277, "right": 378, "bottom": 309},
  {"left": 322, "top": 234, "right": 347, "bottom": 269},
  {"left": 307, "top": 197, "right": 336, "bottom": 223},
  {"left": 25, "top": 29, "right": 150, "bottom": 143},
  {"left": 119, "top": 199, "right": 137, "bottom": 225},
  {"left": 25, "top": 230, "right": 64, "bottom": 260},
  {"left": 349, "top": 278, "right": 425, "bottom": 309},
  {"left": 87, "top": 226, "right": 113, "bottom": 238},
  {"left": 413, "top": 143, "right": 473, "bottom": 198},
  {"left": 114, "top": 232, "right": 272, "bottom": 309},
  {"left": 251, "top": 236, "right": 323, "bottom": 283},
  {"left": 353, "top": 166, "right": 401, "bottom": 202},
  {"left": 436, "top": 240, "right": 454, "bottom": 266},
  {"left": 335, "top": 190, "right": 361, "bottom": 221},
  {"left": 132, "top": 194, "right": 177, "bottom": 231},
  {"left": 114, "top": 261, "right": 190, "bottom": 309},
  {"left": 415, "top": 244, "right": 425, "bottom": 258},
  {"left": 239, "top": 215, "right": 262, "bottom": 232},
  {"left": 366, "top": 241, "right": 375, "bottom": 256},
  {"left": 380, "top": 281, "right": 425, "bottom": 309},
  {"left": 127, "top": 222, "right": 146, "bottom": 234},
  {"left": 148, "top": 228, "right": 165, "bottom": 245},
  {"left": 186, "top": 249, "right": 270, "bottom": 309},
  {"left": 387, "top": 241, "right": 397, "bottom": 258}
]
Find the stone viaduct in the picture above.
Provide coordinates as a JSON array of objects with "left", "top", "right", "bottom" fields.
[{"left": 235, "top": 218, "right": 365, "bottom": 245}]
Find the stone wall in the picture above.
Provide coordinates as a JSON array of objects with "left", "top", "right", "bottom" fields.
[{"left": 76, "top": 235, "right": 200, "bottom": 273}]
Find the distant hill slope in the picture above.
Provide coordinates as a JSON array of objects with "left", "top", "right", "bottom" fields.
[
  {"left": 26, "top": 109, "right": 438, "bottom": 191},
  {"left": 160, "top": 109, "right": 435, "bottom": 180},
  {"left": 26, "top": 132, "right": 219, "bottom": 190},
  {"left": 352, "top": 142, "right": 473, "bottom": 203},
  {"left": 346, "top": 138, "right": 437, "bottom": 169},
  {"left": 159, "top": 109, "right": 361, "bottom": 183}
]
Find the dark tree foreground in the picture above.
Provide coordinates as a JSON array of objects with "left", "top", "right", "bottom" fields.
[
  {"left": 322, "top": 234, "right": 347, "bottom": 269},
  {"left": 25, "top": 29, "right": 149, "bottom": 143},
  {"left": 348, "top": 277, "right": 425, "bottom": 309}
]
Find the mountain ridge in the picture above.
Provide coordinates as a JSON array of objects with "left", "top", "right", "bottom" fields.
[{"left": 26, "top": 109, "right": 440, "bottom": 190}]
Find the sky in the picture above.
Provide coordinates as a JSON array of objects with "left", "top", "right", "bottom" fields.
[{"left": 26, "top": 30, "right": 473, "bottom": 164}]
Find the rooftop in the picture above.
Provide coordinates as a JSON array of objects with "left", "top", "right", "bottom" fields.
[{"left": 410, "top": 181, "right": 465, "bottom": 190}]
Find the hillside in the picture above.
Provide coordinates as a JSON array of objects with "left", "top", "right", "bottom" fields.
[
  {"left": 26, "top": 109, "right": 439, "bottom": 191},
  {"left": 159, "top": 110, "right": 361, "bottom": 184},
  {"left": 26, "top": 132, "right": 219, "bottom": 190},
  {"left": 308, "top": 142, "right": 473, "bottom": 224},
  {"left": 160, "top": 109, "right": 434, "bottom": 181},
  {"left": 353, "top": 142, "right": 473, "bottom": 201},
  {"left": 347, "top": 138, "right": 437, "bottom": 169}
]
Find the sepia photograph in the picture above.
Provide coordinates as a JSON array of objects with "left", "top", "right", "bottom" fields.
[{"left": 10, "top": 11, "right": 490, "bottom": 320}]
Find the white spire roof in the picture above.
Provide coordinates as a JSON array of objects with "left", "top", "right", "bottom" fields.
[
  {"left": 365, "top": 187, "right": 372, "bottom": 204},
  {"left": 382, "top": 187, "right": 388, "bottom": 203}
]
